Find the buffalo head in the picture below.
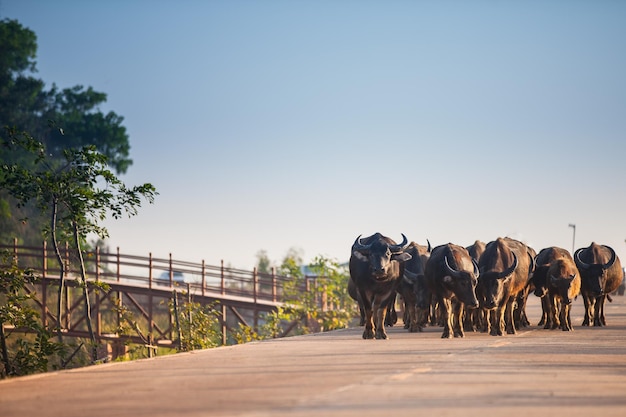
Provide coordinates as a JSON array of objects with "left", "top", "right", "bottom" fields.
[
  {"left": 479, "top": 251, "right": 518, "bottom": 310},
  {"left": 442, "top": 254, "right": 480, "bottom": 308},
  {"left": 352, "top": 233, "right": 412, "bottom": 279},
  {"left": 574, "top": 244, "right": 616, "bottom": 296}
]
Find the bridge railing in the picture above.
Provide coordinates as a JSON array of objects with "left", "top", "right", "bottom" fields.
[{"left": 0, "top": 241, "right": 300, "bottom": 303}]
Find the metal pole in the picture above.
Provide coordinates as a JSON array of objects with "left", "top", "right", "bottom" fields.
[{"left": 568, "top": 224, "right": 576, "bottom": 254}]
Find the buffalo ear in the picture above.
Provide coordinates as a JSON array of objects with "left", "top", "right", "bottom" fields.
[
  {"left": 392, "top": 252, "right": 412, "bottom": 262},
  {"left": 352, "top": 251, "right": 368, "bottom": 262}
]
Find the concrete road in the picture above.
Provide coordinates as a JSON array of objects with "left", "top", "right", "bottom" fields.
[{"left": 2, "top": 295, "right": 626, "bottom": 417}]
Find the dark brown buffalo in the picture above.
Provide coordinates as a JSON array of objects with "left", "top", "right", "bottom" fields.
[
  {"left": 463, "top": 240, "right": 487, "bottom": 332},
  {"left": 574, "top": 242, "right": 622, "bottom": 327},
  {"left": 546, "top": 252, "right": 581, "bottom": 331},
  {"left": 349, "top": 233, "right": 411, "bottom": 339},
  {"left": 398, "top": 241, "right": 431, "bottom": 332},
  {"left": 466, "top": 240, "right": 486, "bottom": 263},
  {"left": 514, "top": 244, "right": 536, "bottom": 330},
  {"left": 348, "top": 278, "right": 397, "bottom": 327},
  {"left": 476, "top": 237, "right": 533, "bottom": 336},
  {"left": 532, "top": 246, "right": 573, "bottom": 326},
  {"left": 425, "top": 243, "right": 479, "bottom": 339},
  {"left": 347, "top": 278, "right": 365, "bottom": 326}
]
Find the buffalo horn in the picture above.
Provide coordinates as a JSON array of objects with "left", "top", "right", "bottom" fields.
[
  {"left": 444, "top": 255, "right": 463, "bottom": 279},
  {"left": 352, "top": 235, "right": 372, "bottom": 252},
  {"left": 472, "top": 258, "right": 480, "bottom": 279},
  {"left": 574, "top": 248, "right": 588, "bottom": 270},
  {"left": 390, "top": 233, "right": 410, "bottom": 253},
  {"left": 496, "top": 251, "right": 518, "bottom": 279},
  {"left": 603, "top": 245, "right": 617, "bottom": 269},
  {"left": 574, "top": 245, "right": 616, "bottom": 270}
]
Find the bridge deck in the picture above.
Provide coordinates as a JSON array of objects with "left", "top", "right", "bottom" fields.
[{"left": 2, "top": 295, "right": 626, "bottom": 417}]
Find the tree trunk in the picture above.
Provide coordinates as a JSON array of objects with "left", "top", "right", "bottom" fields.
[
  {"left": 0, "top": 319, "right": 11, "bottom": 377},
  {"left": 50, "top": 199, "right": 65, "bottom": 345},
  {"left": 72, "top": 221, "right": 97, "bottom": 363}
]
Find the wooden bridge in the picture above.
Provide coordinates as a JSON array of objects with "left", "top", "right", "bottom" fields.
[{"left": 1, "top": 242, "right": 332, "bottom": 357}]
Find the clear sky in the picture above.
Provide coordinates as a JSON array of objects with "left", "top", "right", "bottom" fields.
[{"left": 2, "top": 1, "right": 626, "bottom": 270}]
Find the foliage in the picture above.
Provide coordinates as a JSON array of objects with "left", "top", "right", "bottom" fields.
[
  {"left": 0, "top": 251, "right": 64, "bottom": 377},
  {"left": 255, "top": 250, "right": 272, "bottom": 274},
  {"left": 1, "top": 127, "right": 157, "bottom": 240},
  {"left": 170, "top": 294, "right": 222, "bottom": 351},
  {"left": 231, "top": 252, "right": 357, "bottom": 344},
  {"left": 0, "top": 18, "right": 134, "bottom": 248},
  {"left": 230, "top": 306, "right": 293, "bottom": 344},
  {"left": 1, "top": 126, "right": 156, "bottom": 363}
]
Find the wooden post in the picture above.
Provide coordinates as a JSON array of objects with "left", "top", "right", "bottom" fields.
[
  {"left": 271, "top": 266, "right": 277, "bottom": 302},
  {"left": 148, "top": 252, "right": 153, "bottom": 336},
  {"left": 253, "top": 267, "right": 258, "bottom": 303},
  {"left": 116, "top": 247, "right": 122, "bottom": 341},
  {"left": 116, "top": 247, "right": 120, "bottom": 283},
  {"left": 95, "top": 246, "right": 101, "bottom": 338},
  {"left": 148, "top": 252, "right": 153, "bottom": 289},
  {"left": 220, "top": 260, "right": 225, "bottom": 295},
  {"left": 64, "top": 242, "right": 70, "bottom": 330},
  {"left": 169, "top": 253, "right": 173, "bottom": 287},
  {"left": 173, "top": 290, "right": 182, "bottom": 350},
  {"left": 253, "top": 267, "right": 258, "bottom": 329},
  {"left": 201, "top": 259, "right": 206, "bottom": 297},
  {"left": 42, "top": 241, "right": 48, "bottom": 327},
  {"left": 221, "top": 304, "right": 227, "bottom": 346}
]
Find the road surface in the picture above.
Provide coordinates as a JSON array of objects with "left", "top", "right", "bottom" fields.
[{"left": 1, "top": 295, "right": 626, "bottom": 417}]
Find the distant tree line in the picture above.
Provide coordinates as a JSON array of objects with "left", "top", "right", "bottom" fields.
[{"left": 0, "top": 18, "right": 133, "bottom": 247}]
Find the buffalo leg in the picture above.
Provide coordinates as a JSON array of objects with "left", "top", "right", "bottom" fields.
[
  {"left": 560, "top": 302, "right": 573, "bottom": 331},
  {"left": 489, "top": 307, "right": 504, "bottom": 336},
  {"left": 594, "top": 295, "right": 605, "bottom": 327},
  {"left": 439, "top": 297, "right": 453, "bottom": 339},
  {"left": 600, "top": 294, "right": 607, "bottom": 326},
  {"left": 582, "top": 293, "right": 592, "bottom": 326},
  {"left": 504, "top": 298, "right": 516, "bottom": 335},
  {"left": 538, "top": 296, "right": 550, "bottom": 326},
  {"left": 374, "top": 294, "right": 390, "bottom": 339},
  {"left": 548, "top": 295, "right": 560, "bottom": 330},
  {"left": 452, "top": 300, "right": 465, "bottom": 338},
  {"left": 359, "top": 289, "right": 375, "bottom": 339}
]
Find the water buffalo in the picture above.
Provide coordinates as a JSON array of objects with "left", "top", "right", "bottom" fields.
[
  {"left": 348, "top": 278, "right": 397, "bottom": 327},
  {"left": 466, "top": 240, "right": 486, "bottom": 263},
  {"left": 425, "top": 243, "right": 479, "bottom": 339},
  {"left": 546, "top": 253, "right": 580, "bottom": 331},
  {"left": 513, "top": 244, "right": 536, "bottom": 330},
  {"left": 532, "top": 246, "right": 572, "bottom": 326},
  {"left": 574, "top": 242, "right": 622, "bottom": 327},
  {"left": 349, "top": 233, "right": 411, "bottom": 339},
  {"left": 398, "top": 241, "right": 431, "bottom": 332},
  {"left": 476, "top": 237, "right": 533, "bottom": 336},
  {"left": 464, "top": 240, "right": 487, "bottom": 331}
]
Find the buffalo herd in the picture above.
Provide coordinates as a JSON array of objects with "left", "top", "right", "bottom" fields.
[{"left": 348, "top": 233, "right": 623, "bottom": 339}]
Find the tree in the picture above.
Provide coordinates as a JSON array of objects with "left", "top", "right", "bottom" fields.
[
  {"left": 0, "top": 126, "right": 157, "bottom": 363},
  {"left": 0, "top": 251, "right": 64, "bottom": 377},
  {"left": 0, "top": 18, "right": 134, "bottom": 247},
  {"left": 255, "top": 250, "right": 272, "bottom": 274},
  {"left": 231, "top": 248, "right": 356, "bottom": 343}
]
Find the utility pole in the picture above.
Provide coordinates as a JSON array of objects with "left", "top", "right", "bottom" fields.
[{"left": 568, "top": 224, "right": 576, "bottom": 254}]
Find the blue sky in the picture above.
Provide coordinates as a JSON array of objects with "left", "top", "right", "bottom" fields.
[{"left": 3, "top": 1, "right": 626, "bottom": 270}]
